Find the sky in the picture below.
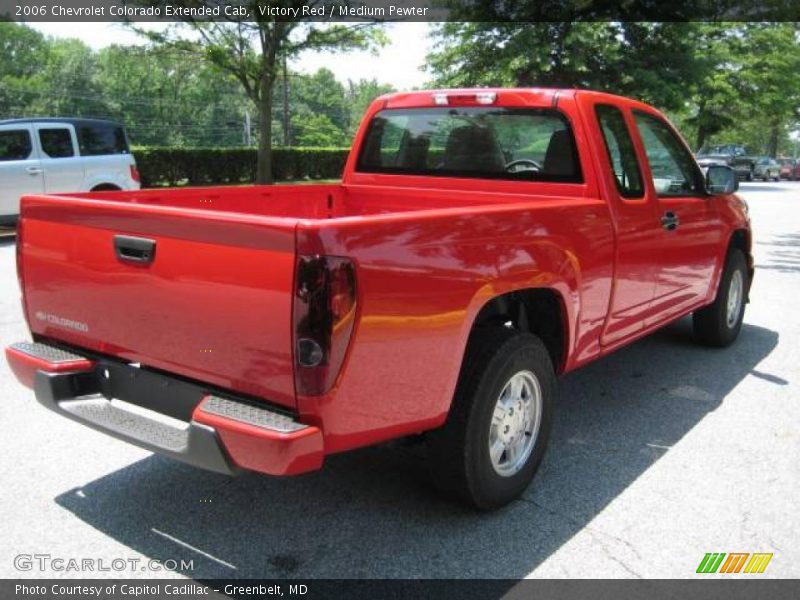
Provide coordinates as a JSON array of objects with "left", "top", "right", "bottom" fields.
[{"left": 29, "top": 22, "right": 433, "bottom": 90}]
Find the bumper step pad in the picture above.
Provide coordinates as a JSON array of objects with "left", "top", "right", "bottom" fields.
[
  {"left": 10, "top": 342, "right": 87, "bottom": 363},
  {"left": 199, "top": 395, "right": 308, "bottom": 433},
  {"left": 60, "top": 398, "right": 189, "bottom": 452}
]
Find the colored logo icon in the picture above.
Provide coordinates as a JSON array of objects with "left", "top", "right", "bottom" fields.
[{"left": 697, "top": 553, "right": 773, "bottom": 574}]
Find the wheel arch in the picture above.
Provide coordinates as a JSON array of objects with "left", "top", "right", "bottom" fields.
[
  {"left": 90, "top": 183, "right": 122, "bottom": 192},
  {"left": 728, "top": 228, "right": 754, "bottom": 298},
  {"left": 466, "top": 287, "right": 570, "bottom": 375}
]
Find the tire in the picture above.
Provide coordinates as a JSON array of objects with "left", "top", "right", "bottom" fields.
[
  {"left": 746, "top": 168, "right": 754, "bottom": 182},
  {"left": 693, "top": 249, "right": 748, "bottom": 347},
  {"left": 427, "top": 328, "right": 556, "bottom": 510}
]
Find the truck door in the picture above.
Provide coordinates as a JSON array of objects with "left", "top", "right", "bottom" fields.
[
  {"left": 590, "top": 103, "right": 662, "bottom": 345},
  {"left": 32, "top": 123, "right": 85, "bottom": 193},
  {"left": 630, "top": 110, "right": 722, "bottom": 326},
  {"left": 0, "top": 123, "right": 43, "bottom": 220}
]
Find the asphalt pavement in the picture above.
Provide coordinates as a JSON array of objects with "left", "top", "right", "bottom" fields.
[{"left": 0, "top": 182, "right": 798, "bottom": 579}]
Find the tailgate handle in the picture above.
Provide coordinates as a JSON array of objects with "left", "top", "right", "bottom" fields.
[{"left": 114, "top": 235, "right": 156, "bottom": 264}]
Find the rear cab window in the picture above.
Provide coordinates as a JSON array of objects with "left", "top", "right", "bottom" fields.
[
  {"left": 356, "top": 107, "right": 582, "bottom": 183},
  {"left": 0, "top": 129, "right": 33, "bottom": 161},
  {"left": 78, "top": 123, "right": 130, "bottom": 156}
]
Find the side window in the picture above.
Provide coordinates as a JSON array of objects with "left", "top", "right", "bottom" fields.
[
  {"left": 0, "top": 129, "right": 33, "bottom": 161},
  {"left": 633, "top": 111, "right": 703, "bottom": 196},
  {"left": 595, "top": 104, "right": 644, "bottom": 198},
  {"left": 39, "top": 128, "right": 75, "bottom": 158},
  {"left": 78, "top": 124, "right": 129, "bottom": 156}
]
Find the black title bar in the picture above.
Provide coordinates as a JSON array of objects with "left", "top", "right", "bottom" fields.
[{"left": 3, "top": 0, "right": 800, "bottom": 22}]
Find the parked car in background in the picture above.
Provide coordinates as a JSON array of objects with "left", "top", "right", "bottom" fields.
[
  {"left": 779, "top": 158, "right": 799, "bottom": 180},
  {"left": 7, "top": 88, "right": 752, "bottom": 509},
  {"left": 696, "top": 144, "right": 757, "bottom": 181},
  {"left": 753, "top": 156, "right": 781, "bottom": 181},
  {"left": 0, "top": 118, "right": 140, "bottom": 226}
]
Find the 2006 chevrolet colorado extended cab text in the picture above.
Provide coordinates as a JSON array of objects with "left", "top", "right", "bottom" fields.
[{"left": 6, "top": 89, "right": 752, "bottom": 509}]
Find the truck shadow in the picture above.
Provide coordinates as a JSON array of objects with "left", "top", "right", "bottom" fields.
[{"left": 54, "top": 320, "right": 778, "bottom": 579}]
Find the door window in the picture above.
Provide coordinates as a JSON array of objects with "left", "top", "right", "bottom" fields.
[
  {"left": 633, "top": 111, "right": 703, "bottom": 196},
  {"left": 595, "top": 104, "right": 644, "bottom": 198},
  {"left": 0, "top": 129, "right": 33, "bottom": 161},
  {"left": 38, "top": 128, "right": 75, "bottom": 158}
]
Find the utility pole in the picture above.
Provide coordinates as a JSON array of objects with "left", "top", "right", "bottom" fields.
[
  {"left": 244, "top": 109, "right": 251, "bottom": 146},
  {"left": 282, "top": 55, "right": 290, "bottom": 146}
]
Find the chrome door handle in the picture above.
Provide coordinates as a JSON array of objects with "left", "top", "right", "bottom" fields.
[
  {"left": 26, "top": 167, "right": 43, "bottom": 175},
  {"left": 661, "top": 211, "right": 680, "bottom": 231}
]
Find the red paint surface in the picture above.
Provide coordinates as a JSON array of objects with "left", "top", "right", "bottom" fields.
[
  {"left": 5, "top": 345, "right": 94, "bottom": 388},
  {"left": 11, "top": 88, "right": 752, "bottom": 467},
  {"left": 193, "top": 398, "right": 324, "bottom": 476}
]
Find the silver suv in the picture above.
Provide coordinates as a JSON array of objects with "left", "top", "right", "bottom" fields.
[{"left": 0, "top": 118, "right": 140, "bottom": 225}]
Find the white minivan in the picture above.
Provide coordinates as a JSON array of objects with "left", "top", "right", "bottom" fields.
[{"left": 0, "top": 118, "right": 141, "bottom": 225}]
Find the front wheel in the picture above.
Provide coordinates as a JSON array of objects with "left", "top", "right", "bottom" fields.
[
  {"left": 427, "top": 328, "right": 555, "bottom": 510},
  {"left": 693, "top": 249, "right": 748, "bottom": 346}
]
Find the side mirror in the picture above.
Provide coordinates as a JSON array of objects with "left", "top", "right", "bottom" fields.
[{"left": 705, "top": 165, "right": 738, "bottom": 195}]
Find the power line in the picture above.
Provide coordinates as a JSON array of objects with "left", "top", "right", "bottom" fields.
[{"left": 1, "top": 84, "right": 249, "bottom": 110}]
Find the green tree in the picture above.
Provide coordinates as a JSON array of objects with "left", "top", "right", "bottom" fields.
[
  {"left": 136, "top": 2, "right": 385, "bottom": 182},
  {"left": 736, "top": 23, "right": 800, "bottom": 156},
  {"left": 684, "top": 23, "right": 800, "bottom": 155},
  {"left": 0, "top": 21, "right": 49, "bottom": 116},
  {"left": 681, "top": 24, "right": 741, "bottom": 150},
  {"left": 345, "top": 78, "right": 394, "bottom": 135},
  {"left": 291, "top": 112, "right": 348, "bottom": 146},
  {"left": 292, "top": 68, "right": 348, "bottom": 131},
  {"left": 273, "top": 69, "right": 393, "bottom": 146},
  {"left": 35, "top": 38, "right": 108, "bottom": 117},
  {"left": 426, "top": 22, "right": 701, "bottom": 111},
  {"left": 94, "top": 45, "right": 249, "bottom": 146}
]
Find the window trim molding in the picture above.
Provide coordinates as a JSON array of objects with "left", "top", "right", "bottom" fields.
[{"left": 594, "top": 103, "right": 645, "bottom": 200}]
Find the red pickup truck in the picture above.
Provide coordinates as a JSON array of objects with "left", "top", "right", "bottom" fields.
[{"left": 6, "top": 89, "right": 752, "bottom": 509}]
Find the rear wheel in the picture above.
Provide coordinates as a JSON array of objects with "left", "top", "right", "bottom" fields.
[
  {"left": 693, "top": 249, "right": 748, "bottom": 347},
  {"left": 427, "top": 328, "right": 555, "bottom": 510}
]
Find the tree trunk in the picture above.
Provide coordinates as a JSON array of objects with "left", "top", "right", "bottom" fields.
[
  {"left": 767, "top": 122, "right": 780, "bottom": 158},
  {"left": 695, "top": 100, "right": 707, "bottom": 150},
  {"left": 256, "top": 74, "right": 274, "bottom": 184},
  {"left": 696, "top": 124, "right": 708, "bottom": 152}
]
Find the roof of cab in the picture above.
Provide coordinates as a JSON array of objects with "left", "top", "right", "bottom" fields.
[{"left": 376, "top": 87, "right": 655, "bottom": 112}]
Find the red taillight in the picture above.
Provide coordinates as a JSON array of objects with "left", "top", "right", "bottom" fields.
[
  {"left": 293, "top": 255, "right": 357, "bottom": 396},
  {"left": 130, "top": 164, "right": 141, "bottom": 183}
]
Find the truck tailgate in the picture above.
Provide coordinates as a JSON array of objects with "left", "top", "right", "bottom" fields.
[{"left": 19, "top": 195, "right": 298, "bottom": 409}]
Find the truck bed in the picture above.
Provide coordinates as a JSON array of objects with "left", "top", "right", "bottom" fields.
[
  {"left": 20, "top": 185, "right": 606, "bottom": 418},
  {"left": 61, "top": 183, "right": 497, "bottom": 220}
]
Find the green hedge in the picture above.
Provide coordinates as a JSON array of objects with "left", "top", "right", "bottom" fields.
[{"left": 131, "top": 146, "right": 350, "bottom": 187}]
